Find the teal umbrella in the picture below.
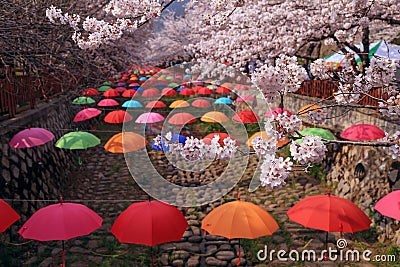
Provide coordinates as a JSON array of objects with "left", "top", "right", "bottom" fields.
[
  {"left": 296, "top": 128, "right": 335, "bottom": 143},
  {"left": 214, "top": 97, "right": 233, "bottom": 105},
  {"left": 122, "top": 100, "right": 143, "bottom": 108},
  {"left": 72, "top": 97, "right": 96, "bottom": 105},
  {"left": 56, "top": 131, "right": 100, "bottom": 150}
]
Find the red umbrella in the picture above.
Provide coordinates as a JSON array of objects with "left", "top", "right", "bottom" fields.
[
  {"left": 103, "top": 89, "right": 120, "bottom": 98},
  {"left": 232, "top": 110, "right": 259, "bottom": 124},
  {"left": 82, "top": 88, "right": 100, "bottom": 96},
  {"left": 110, "top": 200, "right": 188, "bottom": 246},
  {"left": 192, "top": 99, "right": 211, "bottom": 108},
  {"left": 142, "top": 88, "right": 159, "bottom": 97},
  {"left": 73, "top": 108, "right": 102, "bottom": 122},
  {"left": 18, "top": 200, "right": 102, "bottom": 266},
  {"left": 203, "top": 132, "right": 239, "bottom": 146},
  {"left": 98, "top": 99, "right": 119, "bottom": 107},
  {"left": 161, "top": 88, "right": 177, "bottom": 96},
  {"left": 375, "top": 191, "right": 400, "bottom": 220},
  {"left": 168, "top": 112, "right": 196, "bottom": 125},
  {"left": 264, "top": 107, "right": 292, "bottom": 118},
  {"left": 9, "top": 128, "right": 55, "bottom": 148},
  {"left": 0, "top": 199, "right": 20, "bottom": 232},
  {"left": 122, "top": 90, "right": 139, "bottom": 98},
  {"left": 115, "top": 87, "right": 127, "bottom": 93},
  {"left": 340, "top": 124, "right": 385, "bottom": 141},
  {"left": 287, "top": 192, "right": 371, "bottom": 233},
  {"left": 236, "top": 95, "right": 255, "bottom": 103},
  {"left": 179, "top": 88, "right": 195, "bottom": 96},
  {"left": 104, "top": 110, "right": 133, "bottom": 124},
  {"left": 216, "top": 86, "right": 231, "bottom": 94},
  {"left": 146, "top": 100, "right": 167, "bottom": 109},
  {"left": 197, "top": 87, "right": 213, "bottom": 95}
]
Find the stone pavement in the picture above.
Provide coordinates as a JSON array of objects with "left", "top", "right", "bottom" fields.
[{"left": 19, "top": 146, "right": 386, "bottom": 267}]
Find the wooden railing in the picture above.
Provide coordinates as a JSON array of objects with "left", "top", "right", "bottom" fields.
[{"left": 296, "top": 80, "right": 389, "bottom": 106}]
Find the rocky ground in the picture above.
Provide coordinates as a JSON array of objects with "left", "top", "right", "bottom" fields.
[{"left": 4, "top": 145, "right": 399, "bottom": 267}]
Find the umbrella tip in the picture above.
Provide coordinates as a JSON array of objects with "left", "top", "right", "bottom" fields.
[
  {"left": 59, "top": 196, "right": 63, "bottom": 204},
  {"left": 327, "top": 189, "right": 331, "bottom": 196},
  {"left": 238, "top": 193, "right": 240, "bottom": 200}
]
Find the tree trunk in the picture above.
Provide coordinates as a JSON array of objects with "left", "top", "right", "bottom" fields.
[{"left": 360, "top": 26, "right": 370, "bottom": 71}]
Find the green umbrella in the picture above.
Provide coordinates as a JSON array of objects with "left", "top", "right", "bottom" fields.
[
  {"left": 72, "top": 96, "right": 96, "bottom": 105},
  {"left": 165, "top": 76, "right": 174, "bottom": 81},
  {"left": 168, "top": 82, "right": 179, "bottom": 88},
  {"left": 98, "top": 85, "right": 111, "bottom": 92},
  {"left": 56, "top": 131, "right": 101, "bottom": 150},
  {"left": 296, "top": 128, "right": 335, "bottom": 143},
  {"left": 103, "top": 81, "right": 114, "bottom": 86}
]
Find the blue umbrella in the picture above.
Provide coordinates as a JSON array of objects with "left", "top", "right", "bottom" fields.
[
  {"left": 122, "top": 100, "right": 143, "bottom": 108},
  {"left": 176, "top": 86, "right": 186, "bottom": 92},
  {"left": 133, "top": 87, "right": 144, "bottom": 93},
  {"left": 139, "top": 77, "right": 147, "bottom": 81},
  {"left": 152, "top": 134, "right": 186, "bottom": 151},
  {"left": 214, "top": 97, "right": 233, "bottom": 105}
]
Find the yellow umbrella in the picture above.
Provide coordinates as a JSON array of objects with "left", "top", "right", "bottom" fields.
[
  {"left": 297, "top": 104, "right": 321, "bottom": 116},
  {"left": 104, "top": 132, "right": 147, "bottom": 153},
  {"left": 201, "top": 111, "right": 229, "bottom": 123},
  {"left": 169, "top": 100, "right": 190, "bottom": 108},
  {"left": 246, "top": 131, "right": 289, "bottom": 147}
]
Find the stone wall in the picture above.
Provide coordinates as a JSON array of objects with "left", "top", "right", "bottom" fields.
[{"left": 0, "top": 95, "right": 92, "bottom": 221}]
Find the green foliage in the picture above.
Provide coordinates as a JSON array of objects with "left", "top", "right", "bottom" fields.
[{"left": 308, "top": 163, "right": 326, "bottom": 182}]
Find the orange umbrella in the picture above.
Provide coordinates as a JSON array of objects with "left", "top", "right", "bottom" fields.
[
  {"left": 168, "top": 112, "right": 196, "bottom": 125},
  {"left": 202, "top": 195, "right": 279, "bottom": 264},
  {"left": 247, "top": 131, "right": 289, "bottom": 147},
  {"left": 169, "top": 100, "right": 189, "bottom": 108},
  {"left": 104, "top": 132, "right": 147, "bottom": 153},
  {"left": 201, "top": 111, "right": 229, "bottom": 123},
  {"left": 104, "top": 110, "right": 133, "bottom": 124},
  {"left": 297, "top": 104, "right": 321, "bottom": 116}
]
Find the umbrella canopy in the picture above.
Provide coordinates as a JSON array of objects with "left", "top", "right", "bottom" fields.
[
  {"left": 115, "top": 87, "right": 127, "bottom": 93},
  {"left": 246, "top": 131, "right": 289, "bottom": 147},
  {"left": 201, "top": 111, "right": 229, "bottom": 123},
  {"left": 168, "top": 112, "right": 196, "bottom": 125},
  {"left": 297, "top": 104, "right": 321, "bottom": 116},
  {"left": 146, "top": 101, "right": 166, "bottom": 109},
  {"left": 122, "top": 90, "right": 139, "bottom": 98},
  {"left": 201, "top": 199, "right": 279, "bottom": 239},
  {"left": 72, "top": 96, "right": 96, "bottom": 105},
  {"left": 375, "top": 191, "right": 400, "bottom": 220},
  {"left": 214, "top": 97, "right": 233, "bottom": 105},
  {"left": 264, "top": 108, "right": 292, "bottom": 118},
  {"left": 98, "top": 99, "right": 119, "bottom": 107},
  {"left": 128, "top": 82, "right": 140, "bottom": 88},
  {"left": 104, "top": 110, "right": 133, "bottom": 124},
  {"left": 135, "top": 112, "right": 164, "bottom": 124},
  {"left": 287, "top": 193, "right": 371, "bottom": 233},
  {"left": 9, "top": 128, "right": 55, "bottom": 148},
  {"left": 103, "top": 89, "right": 120, "bottom": 98},
  {"left": 235, "top": 84, "right": 249, "bottom": 91},
  {"left": 340, "top": 124, "right": 385, "bottom": 141},
  {"left": 170, "top": 100, "right": 190, "bottom": 108},
  {"left": 122, "top": 100, "right": 143, "bottom": 108},
  {"left": 18, "top": 202, "right": 102, "bottom": 241},
  {"left": 73, "top": 108, "right": 102, "bottom": 123},
  {"left": 216, "top": 86, "right": 231, "bottom": 94},
  {"left": 300, "top": 128, "right": 335, "bottom": 141},
  {"left": 192, "top": 99, "right": 211, "bottom": 108},
  {"left": 167, "top": 82, "right": 180, "bottom": 88},
  {"left": 236, "top": 95, "right": 255, "bottom": 103},
  {"left": 55, "top": 131, "right": 100, "bottom": 150},
  {"left": 98, "top": 85, "right": 111, "bottom": 92},
  {"left": 0, "top": 199, "right": 20, "bottom": 232},
  {"left": 110, "top": 201, "right": 188, "bottom": 246},
  {"left": 82, "top": 88, "right": 100, "bottom": 96},
  {"left": 197, "top": 87, "right": 213, "bottom": 95},
  {"left": 179, "top": 88, "right": 196, "bottom": 96},
  {"left": 104, "top": 132, "right": 147, "bottom": 153},
  {"left": 142, "top": 88, "right": 159, "bottom": 97},
  {"left": 152, "top": 134, "right": 186, "bottom": 151},
  {"left": 232, "top": 110, "right": 259, "bottom": 124},
  {"left": 161, "top": 88, "right": 177, "bottom": 96},
  {"left": 203, "top": 132, "right": 239, "bottom": 146}
]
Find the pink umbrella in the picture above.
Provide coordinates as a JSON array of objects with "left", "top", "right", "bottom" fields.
[
  {"left": 73, "top": 108, "right": 102, "bottom": 122},
  {"left": 192, "top": 99, "right": 211, "bottom": 108},
  {"left": 375, "top": 191, "right": 400, "bottom": 220},
  {"left": 142, "top": 88, "right": 159, "bottom": 97},
  {"left": 135, "top": 112, "right": 164, "bottom": 124},
  {"left": 340, "top": 124, "right": 385, "bottom": 141},
  {"left": 98, "top": 99, "right": 119, "bottom": 107},
  {"left": 236, "top": 95, "right": 255, "bottom": 103},
  {"left": 9, "top": 128, "right": 55, "bottom": 148},
  {"left": 264, "top": 108, "right": 292, "bottom": 118},
  {"left": 168, "top": 112, "right": 196, "bottom": 125},
  {"left": 235, "top": 84, "right": 249, "bottom": 91}
]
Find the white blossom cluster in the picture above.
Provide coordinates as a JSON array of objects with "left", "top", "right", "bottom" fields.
[
  {"left": 104, "top": 0, "right": 162, "bottom": 19},
  {"left": 306, "top": 110, "right": 328, "bottom": 124},
  {"left": 289, "top": 135, "right": 327, "bottom": 165},
  {"left": 383, "top": 131, "right": 400, "bottom": 159},
  {"left": 309, "top": 59, "right": 332, "bottom": 80},
  {"left": 259, "top": 154, "right": 293, "bottom": 189},
  {"left": 251, "top": 55, "right": 308, "bottom": 102},
  {"left": 364, "top": 57, "right": 397, "bottom": 90},
  {"left": 251, "top": 136, "right": 277, "bottom": 158},
  {"left": 275, "top": 112, "right": 302, "bottom": 136},
  {"left": 185, "top": 59, "right": 240, "bottom": 85},
  {"left": 379, "top": 94, "right": 400, "bottom": 117}
]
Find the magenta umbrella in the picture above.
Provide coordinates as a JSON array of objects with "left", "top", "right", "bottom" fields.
[
  {"left": 375, "top": 191, "right": 400, "bottom": 220},
  {"left": 135, "top": 112, "right": 164, "bottom": 124},
  {"left": 73, "top": 108, "right": 102, "bottom": 122},
  {"left": 18, "top": 199, "right": 102, "bottom": 266},
  {"left": 9, "top": 128, "right": 55, "bottom": 148},
  {"left": 98, "top": 99, "right": 119, "bottom": 107}
]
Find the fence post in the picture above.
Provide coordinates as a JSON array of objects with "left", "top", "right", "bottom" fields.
[{"left": 5, "top": 66, "right": 16, "bottom": 117}]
